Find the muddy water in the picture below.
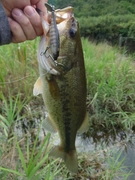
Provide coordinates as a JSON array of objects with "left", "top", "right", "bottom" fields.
[{"left": 118, "top": 133, "right": 135, "bottom": 180}]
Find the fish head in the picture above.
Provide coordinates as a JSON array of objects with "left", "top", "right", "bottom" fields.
[
  {"left": 54, "top": 7, "right": 79, "bottom": 74},
  {"left": 38, "top": 6, "right": 80, "bottom": 75}
]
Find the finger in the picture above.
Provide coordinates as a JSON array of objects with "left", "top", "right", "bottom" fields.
[
  {"left": 12, "top": 8, "right": 36, "bottom": 40},
  {"left": 8, "top": 17, "right": 27, "bottom": 43},
  {"left": 24, "top": 6, "right": 43, "bottom": 36},
  {"left": 36, "top": 0, "right": 47, "bottom": 13},
  {"left": 31, "top": 0, "right": 48, "bottom": 13},
  {"left": 1, "top": 0, "right": 31, "bottom": 15}
]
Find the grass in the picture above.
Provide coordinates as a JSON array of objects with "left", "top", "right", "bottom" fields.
[
  {"left": 83, "top": 38, "right": 135, "bottom": 132},
  {"left": 0, "top": 95, "right": 28, "bottom": 137},
  {"left": 0, "top": 39, "right": 39, "bottom": 100},
  {"left": 0, "top": 131, "right": 60, "bottom": 180},
  {"left": 0, "top": 38, "right": 135, "bottom": 179}
]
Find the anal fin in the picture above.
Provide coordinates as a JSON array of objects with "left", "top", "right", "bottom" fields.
[
  {"left": 42, "top": 114, "right": 57, "bottom": 133},
  {"left": 77, "top": 112, "right": 89, "bottom": 134}
]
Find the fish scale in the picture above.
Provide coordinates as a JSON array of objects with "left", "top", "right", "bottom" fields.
[
  {"left": 33, "top": 5, "right": 89, "bottom": 173},
  {"left": 60, "top": 78, "right": 72, "bottom": 152}
]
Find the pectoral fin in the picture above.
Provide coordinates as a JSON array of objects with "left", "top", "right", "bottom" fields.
[
  {"left": 33, "top": 77, "right": 42, "bottom": 96},
  {"left": 77, "top": 112, "right": 89, "bottom": 134}
]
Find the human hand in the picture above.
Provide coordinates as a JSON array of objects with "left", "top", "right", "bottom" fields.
[{"left": 1, "top": 0, "right": 47, "bottom": 43}]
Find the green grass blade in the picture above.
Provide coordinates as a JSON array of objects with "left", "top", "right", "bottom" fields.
[
  {"left": 0, "top": 166, "right": 23, "bottom": 176},
  {"left": 16, "top": 141, "right": 27, "bottom": 174},
  {"left": 28, "top": 154, "right": 48, "bottom": 179},
  {"left": 26, "top": 130, "right": 41, "bottom": 173},
  {"left": 27, "top": 133, "right": 51, "bottom": 178},
  {"left": 0, "top": 115, "right": 10, "bottom": 127},
  {"left": 31, "top": 133, "right": 50, "bottom": 166}
]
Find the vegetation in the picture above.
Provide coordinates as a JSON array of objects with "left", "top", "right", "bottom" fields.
[
  {"left": 51, "top": 0, "right": 135, "bottom": 17},
  {"left": 0, "top": 38, "right": 134, "bottom": 179},
  {"left": 83, "top": 38, "right": 135, "bottom": 133},
  {"left": 48, "top": 0, "right": 135, "bottom": 42},
  {"left": 0, "top": 129, "right": 60, "bottom": 180},
  {"left": 78, "top": 14, "right": 135, "bottom": 43},
  {"left": 0, "top": 0, "right": 135, "bottom": 180},
  {"left": 1, "top": 1, "right": 135, "bottom": 179}
]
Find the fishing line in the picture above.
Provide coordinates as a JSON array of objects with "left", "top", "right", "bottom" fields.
[
  {"left": 0, "top": 72, "right": 48, "bottom": 85},
  {"left": 0, "top": 74, "right": 36, "bottom": 85}
]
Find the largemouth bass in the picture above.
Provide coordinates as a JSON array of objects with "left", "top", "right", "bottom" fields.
[{"left": 33, "top": 5, "right": 89, "bottom": 173}]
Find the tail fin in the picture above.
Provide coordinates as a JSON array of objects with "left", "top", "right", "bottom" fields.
[{"left": 50, "top": 146, "right": 78, "bottom": 173}]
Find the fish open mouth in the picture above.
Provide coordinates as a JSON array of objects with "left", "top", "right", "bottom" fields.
[{"left": 55, "top": 6, "right": 74, "bottom": 22}]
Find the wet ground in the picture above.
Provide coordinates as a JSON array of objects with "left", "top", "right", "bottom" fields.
[
  {"left": 118, "top": 133, "right": 135, "bottom": 180},
  {"left": 78, "top": 131, "right": 135, "bottom": 180},
  {"left": 52, "top": 129, "right": 135, "bottom": 179}
]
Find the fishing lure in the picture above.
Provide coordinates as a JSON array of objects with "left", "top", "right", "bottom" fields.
[{"left": 45, "top": 3, "right": 60, "bottom": 62}]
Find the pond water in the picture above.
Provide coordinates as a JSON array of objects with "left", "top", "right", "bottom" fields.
[{"left": 118, "top": 133, "right": 135, "bottom": 180}]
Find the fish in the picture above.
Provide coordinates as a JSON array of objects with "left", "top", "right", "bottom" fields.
[{"left": 33, "top": 5, "right": 89, "bottom": 173}]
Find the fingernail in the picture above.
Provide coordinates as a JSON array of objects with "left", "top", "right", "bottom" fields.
[
  {"left": 12, "top": 8, "right": 22, "bottom": 17},
  {"left": 25, "top": 7, "right": 36, "bottom": 17}
]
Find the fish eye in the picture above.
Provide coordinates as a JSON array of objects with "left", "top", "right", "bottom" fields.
[{"left": 69, "top": 29, "right": 76, "bottom": 38}]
